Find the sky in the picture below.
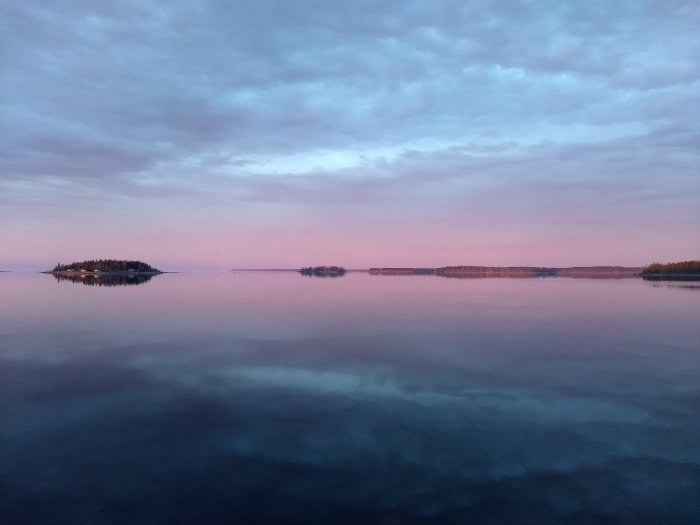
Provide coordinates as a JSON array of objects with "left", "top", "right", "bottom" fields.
[{"left": 1, "top": 1, "right": 699, "bottom": 271}]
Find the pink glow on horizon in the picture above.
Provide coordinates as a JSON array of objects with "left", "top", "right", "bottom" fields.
[{"left": 2, "top": 217, "right": 697, "bottom": 272}]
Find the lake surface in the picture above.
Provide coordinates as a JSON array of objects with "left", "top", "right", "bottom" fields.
[{"left": 1, "top": 272, "right": 699, "bottom": 524}]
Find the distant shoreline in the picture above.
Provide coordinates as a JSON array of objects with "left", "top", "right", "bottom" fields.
[
  {"left": 228, "top": 266, "right": 649, "bottom": 279},
  {"left": 368, "top": 266, "right": 644, "bottom": 278},
  {"left": 32, "top": 265, "right": 697, "bottom": 280}
]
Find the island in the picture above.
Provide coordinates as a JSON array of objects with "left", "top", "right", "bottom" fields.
[
  {"left": 300, "top": 266, "right": 347, "bottom": 277},
  {"left": 48, "top": 259, "right": 162, "bottom": 274},
  {"left": 641, "top": 260, "right": 700, "bottom": 280},
  {"left": 44, "top": 260, "right": 162, "bottom": 286}
]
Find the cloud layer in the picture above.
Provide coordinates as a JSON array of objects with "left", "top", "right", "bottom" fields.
[{"left": 2, "top": 1, "right": 699, "bottom": 268}]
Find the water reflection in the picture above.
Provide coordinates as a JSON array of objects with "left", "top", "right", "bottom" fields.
[
  {"left": 1, "top": 272, "right": 699, "bottom": 524},
  {"left": 642, "top": 275, "right": 700, "bottom": 282},
  {"left": 645, "top": 281, "right": 700, "bottom": 291},
  {"left": 51, "top": 272, "right": 157, "bottom": 286}
]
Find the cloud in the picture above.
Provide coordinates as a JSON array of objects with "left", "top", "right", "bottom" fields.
[{"left": 1, "top": 1, "right": 698, "bottom": 266}]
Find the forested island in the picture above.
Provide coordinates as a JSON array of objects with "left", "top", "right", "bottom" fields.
[
  {"left": 369, "top": 266, "right": 642, "bottom": 278},
  {"left": 641, "top": 260, "right": 700, "bottom": 280},
  {"left": 48, "top": 259, "right": 162, "bottom": 274},
  {"left": 300, "top": 266, "right": 346, "bottom": 277}
]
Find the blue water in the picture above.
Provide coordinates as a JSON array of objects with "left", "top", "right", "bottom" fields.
[{"left": 1, "top": 272, "right": 699, "bottom": 524}]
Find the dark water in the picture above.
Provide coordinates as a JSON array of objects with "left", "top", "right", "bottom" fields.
[{"left": 1, "top": 272, "right": 699, "bottom": 524}]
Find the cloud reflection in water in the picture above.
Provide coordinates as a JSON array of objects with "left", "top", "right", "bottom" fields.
[{"left": 1, "top": 272, "right": 699, "bottom": 523}]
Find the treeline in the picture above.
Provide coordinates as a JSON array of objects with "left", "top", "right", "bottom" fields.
[
  {"left": 300, "top": 266, "right": 346, "bottom": 277},
  {"left": 369, "top": 266, "right": 642, "bottom": 278},
  {"left": 555, "top": 266, "right": 641, "bottom": 277},
  {"left": 51, "top": 259, "right": 160, "bottom": 273},
  {"left": 436, "top": 266, "right": 555, "bottom": 277},
  {"left": 642, "top": 261, "right": 700, "bottom": 275},
  {"left": 369, "top": 267, "right": 547, "bottom": 277},
  {"left": 369, "top": 268, "right": 434, "bottom": 276}
]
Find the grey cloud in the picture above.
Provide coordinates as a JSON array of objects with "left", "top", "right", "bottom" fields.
[
  {"left": 3, "top": 2, "right": 698, "bottom": 163},
  {"left": 1, "top": 0, "right": 698, "bottom": 245}
]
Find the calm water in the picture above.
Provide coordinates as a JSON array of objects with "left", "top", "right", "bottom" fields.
[{"left": 1, "top": 272, "right": 699, "bottom": 524}]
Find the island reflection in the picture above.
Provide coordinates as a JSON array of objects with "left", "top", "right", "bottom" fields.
[
  {"left": 642, "top": 275, "right": 700, "bottom": 282},
  {"left": 299, "top": 272, "right": 346, "bottom": 278},
  {"left": 52, "top": 273, "right": 157, "bottom": 287}
]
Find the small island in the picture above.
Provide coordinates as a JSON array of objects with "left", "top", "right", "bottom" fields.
[
  {"left": 300, "top": 266, "right": 347, "bottom": 277},
  {"left": 47, "top": 259, "right": 162, "bottom": 275},
  {"left": 44, "top": 259, "right": 163, "bottom": 275},
  {"left": 44, "top": 260, "right": 162, "bottom": 286}
]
